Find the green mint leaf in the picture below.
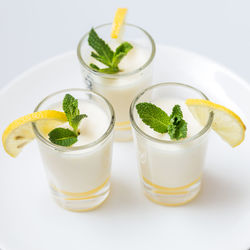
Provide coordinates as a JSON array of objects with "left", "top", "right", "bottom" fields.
[
  {"left": 90, "top": 63, "right": 119, "bottom": 73},
  {"left": 88, "top": 28, "right": 133, "bottom": 74},
  {"left": 170, "top": 105, "right": 183, "bottom": 124},
  {"left": 90, "top": 63, "right": 100, "bottom": 71},
  {"left": 48, "top": 128, "right": 78, "bottom": 146},
  {"left": 136, "top": 103, "right": 170, "bottom": 134},
  {"left": 168, "top": 105, "right": 187, "bottom": 140},
  {"left": 111, "top": 52, "right": 126, "bottom": 68},
  {"left": 97, "top": 67, "right": 119, "bottom": 74},
  {"left": 168, "top": 120, "right": 187, "bottom": 140},
  {"left": 136, "top": 102, "right": 188, "bottom": 140},
  {"left": 174, "top": 120, "right": 187, "bottom": 140},
  {"left": 167, "top": 123, "right": 176, "bottom": 140},
  {"left": 91, "top": 52, "right": 111, "bottom": 67},
  {"left": 114, "top": 42, "right": 133, "bottom": 55},
  {"left": 88, "top": 28, "right": 114, "bottom": 66},
  {"left": 71, "top": 114, "right": 88, "bottom": 133},
  {"left": 112, "top": 42, "right": 133, "bottom": 68},
  {"left": 90, "top": 64, "right": 119, "bottom": 74},
  {"left": 63, "top": 94, "right": 80, "bottom": 125}
]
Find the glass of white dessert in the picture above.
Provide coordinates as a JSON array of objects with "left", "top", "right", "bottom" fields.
[
  {"left": 77, "top": 23, "right": 155, "bottom": 141},
  {"left": 130, "top": 83, "right": 214, "bottom": 206},
  {"left": 32, "top": 89, "right": 115, "bottom": 212}
]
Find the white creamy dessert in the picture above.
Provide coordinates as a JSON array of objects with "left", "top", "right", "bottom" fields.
[
  {"left": 37, "top": 100, "right": 113, "bottom": 195},
  {"left": 131, "top": 82, "right": 212, "bottom": 205},
  {"left": 135, "top": 98, "right": 209, "bottom": 189},
  {"left": 77, "top": 23, "right": 155, "bottom": 142}
]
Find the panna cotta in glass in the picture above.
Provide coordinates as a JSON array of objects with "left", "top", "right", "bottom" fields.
[
  {"left": 33, "top": 89, "right": 115, "bottom": 212},
  {"left": 130, "top": 83, "right": 213, "bottom": 206},
  {"left": 77, "top": 23, "right": 155, "bottom": 141}
]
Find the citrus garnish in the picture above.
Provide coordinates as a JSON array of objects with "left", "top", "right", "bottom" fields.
[
  {"left": 111, "top": 8, "right": 127, "bottom": 39},
  {"left": 186, "top": 99, "right": 246, "bottom": 147},
  {"left": 2, "top": 110, "right": 67, "bottom": 157}
]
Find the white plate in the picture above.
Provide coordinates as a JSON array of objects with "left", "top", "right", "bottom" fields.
[{"left": 0, "top": 45, "right": 249, "bottom": 250}]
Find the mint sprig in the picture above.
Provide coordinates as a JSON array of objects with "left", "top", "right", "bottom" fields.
[
  {"left": 71, "top": 114, "right": 87, "bottom": 133},
  {"left": 136, "top": 103, "right": 187, "bottom": 140},
  {"left": 88, "top": 28, "right": 133, "bottom": 74},
  {"left": 48, "top": 94, "right": 87, "bottom": 147},
  {"left": 62, "top": 94, "right": 87, "bottom": 134}
]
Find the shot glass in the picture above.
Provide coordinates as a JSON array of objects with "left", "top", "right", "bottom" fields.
[
  {"left": 33, "top": 89, "right": 115, "bottom": 212},
  {"left": 130, "top": 83, "right": 213, "bottom": 206},
  {"left": 77, "top": 23, "right": 155, "bottom": 141}
]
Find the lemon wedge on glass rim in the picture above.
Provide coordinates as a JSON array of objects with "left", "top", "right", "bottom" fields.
[
  {"left": 2, "top": 110, "right": 67, "bottom": 157},
  {"left": 186, "top": 99, "right": 246, "bottom": 147},
  {"left": 111, "top": 8, "right": 127, "bottom": 39}
]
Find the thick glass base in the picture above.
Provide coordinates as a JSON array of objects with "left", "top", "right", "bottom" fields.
[
  {"left": 50, "top": 181, "right": 110, "bottom": 212},
  {"left": 142, "top": 177, "right": 201, "bottom": 206},
  {"left": 114, "top": 121, "right": 133, "bottom": 142}
]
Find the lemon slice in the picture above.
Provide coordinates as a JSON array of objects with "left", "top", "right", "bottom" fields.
[
  {"left": 186, "top": 99, "right": 246, "bottom": 147},
  {"left": 111, "top": 8, "right": 127, "bottom": 39},
  {"left": 2, "top": 110, "right": 67, "bottom": 157}
]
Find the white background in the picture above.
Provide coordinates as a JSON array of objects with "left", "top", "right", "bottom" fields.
[{"left": 1, "top": 0, "right": 250, "bottom": 87}]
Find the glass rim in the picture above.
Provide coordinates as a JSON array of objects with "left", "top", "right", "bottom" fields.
[
  {"left": 129, "top": 82, "right": 214, "bottom": 144},
  {"left": 32, "top": 88, "right": 115, "bottom": 152},
  {"left": 77, "top": 23, "right": 156, "bottom": 79}
]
